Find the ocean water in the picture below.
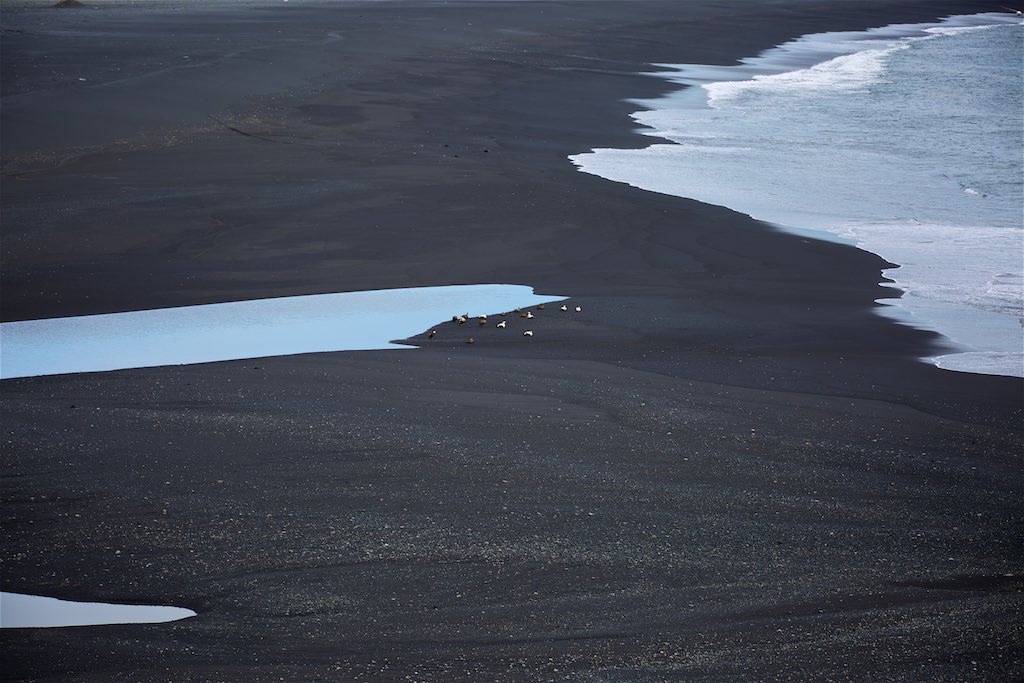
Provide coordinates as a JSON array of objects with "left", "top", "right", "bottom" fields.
[
  {"left": 0, "top": 285, "right": 565, "bottom": 379},
  {"left": 571, "top": 13, "right": 1023, "bottom": 378}
]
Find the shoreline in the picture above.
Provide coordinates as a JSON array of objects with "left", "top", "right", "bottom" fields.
[
  {"left": 2, "top": 1, "right": 1021, "bottom": 680},
  {"left": 570, "top": 10, "right": 1023, "bottom": 380}
]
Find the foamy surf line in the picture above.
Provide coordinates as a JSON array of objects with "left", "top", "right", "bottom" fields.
[
  {"left": 0, "top": 285, "right": 566, "bottom": 380},
  {"left": 570, "top": 12, "right": 1023, "bottom": 378}
]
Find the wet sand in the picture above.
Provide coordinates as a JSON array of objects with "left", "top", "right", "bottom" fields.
[{"left": 2, "top": 0, "right": 1021, "bottom": 680}]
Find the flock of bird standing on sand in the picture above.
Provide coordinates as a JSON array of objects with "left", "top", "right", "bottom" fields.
[{"left": 427, "top": 303, "right": 583, "bottom": 345}]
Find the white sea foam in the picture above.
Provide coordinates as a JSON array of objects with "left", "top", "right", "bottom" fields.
[
  {"left": 705, "top": 46, "right": 903, "bottom": 106},
  {"left": 934, "top": 351, "right": 1024, "bottom": 377},
  {"left": 924, "top": 23, "right": 1007, "bottom": 37},
  {"left": 571, "top": 13, "right": 1023, "bottom": 378}
]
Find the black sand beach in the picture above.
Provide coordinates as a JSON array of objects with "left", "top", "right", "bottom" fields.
[{"left": 2, "top": 0, "right": 1021, "bottom": 680}]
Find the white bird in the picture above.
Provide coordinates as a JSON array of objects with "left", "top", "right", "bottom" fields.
[
  {"left": 523, "top": 330, "right": 534, "bottom": 337},
  {"left": 496, "top": 321, "right": 507, "bottom": 329},
  {"left": 559, "top": 305, "right": 568, "bottom": 312},
  {"left": 575, "top": 306, "right": 582, "bottom": 313},
  {"left": 526, "top": 312, "right": 535, "bottom": 319}
]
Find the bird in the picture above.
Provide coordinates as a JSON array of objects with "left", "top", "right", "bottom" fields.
[
  {"left": 466, "top": 337, "right": 475, "bottom": 344},
  {"left": 451, "top": 315, "right": 459, "bottom": 323},
  {"left": 478, "top": 319, "right": 487, "bottom": 326},
  {"left": 428, "top": 330, "right": 437, "bottom": 338},
  {"left": 526, "top": 312, "right": 535, "bottom": 319},
  {"left": 523, "top": 330, "right": 534, "bottom": 337},
  {"left": 560, "top": 305, "right": 568, "bottom": 312},
  {"left": 496, "top": 321, "right": 507, "bottom": 329},
  {"left": 458, "top": 315, "right": 467, "bottom": 325},
  {"left": 537, "top": 304, "right": 545, "bottom": 310},
  {"left": 575, "top": 306, "right": 582, "bottom": 313}
]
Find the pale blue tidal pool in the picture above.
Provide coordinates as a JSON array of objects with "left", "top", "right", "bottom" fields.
[
  {"left": 1, "top": 284, "right": 566, "bottom": 380},
  {"left": 1, "top": 284, "right": 566, "bottom": 627},
  {"left": 1, "top": 592, "right": 196, "bottom": 628}
]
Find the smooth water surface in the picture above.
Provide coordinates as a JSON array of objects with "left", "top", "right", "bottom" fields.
[
  {"left": 0, "top": 285, "right": 566, "bottom": 379},
  {"left": 571, "top": 13, "right": 1023, "bottom": 377},
  {"left": 1, "top": 592, "right": 196, "bottom": 628}
]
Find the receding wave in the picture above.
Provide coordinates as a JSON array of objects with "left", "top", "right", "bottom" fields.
[
  {"left": 571, "top": 13, "right": 1023, "bottom": 378},
  {"left": 705, "top": 46, "right": 903, "bottom": 106}
]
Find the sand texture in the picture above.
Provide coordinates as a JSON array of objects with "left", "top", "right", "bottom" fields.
[{"left": 1, "top": 0, "right": 1021, "bottom": 680}]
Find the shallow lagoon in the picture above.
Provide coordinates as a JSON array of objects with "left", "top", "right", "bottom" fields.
[
  {"left": 0, "top": 284, "right": 566, "bottom": 380},
  {"left": 1, "top": 592, "right": 196, "bottom": 628},
  {"left": 1, "top": 284, "right": 565, "bottom": 627}
]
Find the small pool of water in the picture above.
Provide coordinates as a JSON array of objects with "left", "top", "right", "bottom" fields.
[
  {"left": 0, "top": 284, "right": 566, "bottom": 379},
  {"left": 0, "top": 592, "right": 196, "bottom": 628}
]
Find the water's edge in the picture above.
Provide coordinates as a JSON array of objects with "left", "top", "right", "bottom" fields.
[{"left": 570, "top": 13, "right": 1023, "bottom": 378}]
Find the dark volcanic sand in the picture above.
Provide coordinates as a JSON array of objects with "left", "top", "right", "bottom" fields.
[{"left": 2, "top": 0, "right": 1021, "bottom": 680}]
